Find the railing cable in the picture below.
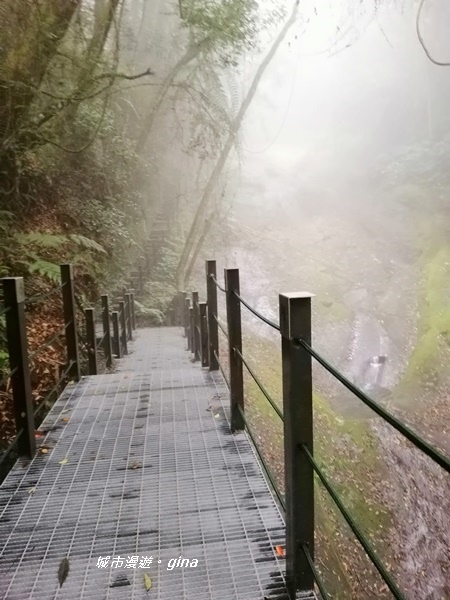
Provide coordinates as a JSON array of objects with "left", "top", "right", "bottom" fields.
[
  {"left": 301, "top": 544, "right": 330, "bottom": 599},
  {"left": 298, "top": 339, "right": 450, "bottom": 474},
  {"left": 24, "top": 284, "right": 64, "bottom": 307},
  {"left": 213, "top": 350, "right": 230, "bottom": 389},
  {"left": 0, "top": 427, "right": 25, "bottom": 467},
  {"left": 233, "top": 291, "right": 280, "bottom": 331},
  {"left": 213, "top": 313, "right": 228, "bottom": 339},
  {"left": 301, "top": 444, "right": 406, "bottom": 599},
  {"left": 237, "top": 405, "right": 285, "bottom": 511},
  {"left": 210, "top": 275, "right": 227, "bottom": 293},
  {"left": 234, "top": 347, "right": 283, "bottom": 421}
]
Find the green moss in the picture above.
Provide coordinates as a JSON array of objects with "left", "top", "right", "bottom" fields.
[{"left": 402, "top": 244, "right": 450, "bottom": 384}]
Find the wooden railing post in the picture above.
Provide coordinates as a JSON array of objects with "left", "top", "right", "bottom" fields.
[
  {"left": 192, "top": 291, "right": 200, "bottom": 361},
  {"left": 125, "top": 293, "right": 133, "bottom": 341},
  {"left": 101, "top": 295, "right": 113, "bottom": 369},
  {"left": 199, "top": 301, "right": 208, "bottom": 368},
  {"left": 112, "top": 311, "right": 121, "bottom": 358},
  {"left": 61, "top": 264, "right": 80, "bottom": 380},
  {"left": 279, "top": 292, "right": 315, "bottom": 597},
  {"left": 224, "top": 268, "right": 244, "bottom": 432},
  {"left": 119, "top": 301, "right": 128, "bottom": 355},
  {"left": 184, "top": 296, "right": 190, "bottom": 340},
  {"left": 2, "top": 277, "right": 36, "bottom": 457},
  {"left": 85, "top": 308, "right": 98, "bottom": 375},
  {"left": 206, "top": 260, "right": 219, "bottom": 371},
  {"left": 138, "top": 264, "right": 144, "bottom": 294},
  {"left": 189, "top": 307, "right": 194, "bottom": 353}
]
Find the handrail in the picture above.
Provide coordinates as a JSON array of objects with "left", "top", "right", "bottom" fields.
[
  {"left": 210, "top": 274, "right": 227, "bottom": 293},
  {"left": 24, "top": 283, "right": 65, "bottom": 307},
  {"left": 0, "top": 366, "right": 18, "bottom": 389},
  {"left": 301, "top": 444, "right": 406, "bottom": 600},
  {"left": 0, "top": 426, "right": 25, "bottom": 467},
  {"left": 301, "top": 545, "right": 329, "bottom": 600},
  {"left": 298, "top": 339, "right": 450, "bottom": 474},
  {"left": 233, "top": 291, "right": 280, "bottom": 331},
  {"left": 213, "top": 350, "right": 230, "bottom": 389},
  {"left": 234, "top": 347, "right": 283, "bottom": 421},
  {"left": 237, "top": 405, "right": 285, "bottom": 511},
  {"left": 213, "top": 313, "right": 228, "bottom": 339}
]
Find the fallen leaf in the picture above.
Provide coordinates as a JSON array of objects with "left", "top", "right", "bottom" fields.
[
  {"left": 62, "top": 418, "right": 70, "bottom": 423},
  {"left": 40, "top": 448, "right": 48, "bottom": 454},
  {"left": 58, "top": 557, "right": 69, "bottom": 587},
  {"left": 61, "top": 409, "right": 70, "bottom": 414},
  {"left": 144, "top": 573, "right": 152, "bottom": 592},
  {"left": 214, "top": 414, "right": 220, "bottom": 419},
  {"left": 28, "top": 487, "right": 36, "bottom": 495},
  {"left": 59, "top": 458, "right": 68, "bottom": 465},
  {"left": 275, "top": 545, "right": 284, "bottom": 557}
]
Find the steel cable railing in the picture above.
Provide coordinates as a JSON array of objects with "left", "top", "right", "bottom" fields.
[
  {"left": 213, "top": 313, "right": 228, "bottom": 339},
  {"left": 301, "top": 444, "right": 405, "bottom": 599},
  {"left": 234, "top": 347, "right": 283, "bottom": 421},
  {"left": 33, "top": 360, "right": 76, "bottom": 419},
  {"left": 213, "top": 350, "right": 229, "bottom": 389},
  {"left": 237, "top": 405, "right": 285, "bottom": 511},
  {"left": 210, "top": 274, "right": 227, "bottom": 293},
  {"left": 297, "top": 339, "right": 450, "bottom": 474},
  {"left": 28, "top": 325, "right": 67, "bottom": 361},
  {"left": 24, "top": 283, "right": 65, "bottom": 307},
  {"left": 0, "top": 427, "right": 25, "bottom": 468},
  {"left": 301, "top": 545, "right": 329, "bottom": 600},
  {"left": 0, "top": 366, "right": 18, "bottom": 390},
  {"left": 233, "top": 291, "right": 280, "bottom": 331}
]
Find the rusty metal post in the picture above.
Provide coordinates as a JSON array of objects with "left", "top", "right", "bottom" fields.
[
  {"left": 101, "top": 295, "right": 113, "bottom": 369},
  {"left": 61, "top": 264, "right": 80, "bottom": 380},
  {"left": 224, "top": 268, "right": 244, "bottom": 432},
  {"left": 199, "top": 302, "right": 209, "bottom": 367},
  {"left": 279, "top": 292, "right": 315, "bottom": 596},
  {"left": 119, "top": 301, "right": 128, "bottom": 355},
  {"left": 85, "top": 308, "right": 98, "bottom": 376},
  {"left": 112, "top": 311, "right": 121, "bottom": 358},
  {"left": 206, "top": 260, "right": 219, "bottom": 371},
  {"left": 2, "top": 277, "right": 36, "bottom": 457},
  {"left": 192, "top": 291, "right": 200, "bottom": 361}
]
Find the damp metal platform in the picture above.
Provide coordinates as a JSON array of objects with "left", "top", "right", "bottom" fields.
[{"left": 0, "top": 327, "right": 306, "bottom": 600}]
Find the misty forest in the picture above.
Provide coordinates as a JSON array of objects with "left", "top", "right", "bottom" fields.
[{"left": 0, "top": 0, "right": 449, "bottom": 598}]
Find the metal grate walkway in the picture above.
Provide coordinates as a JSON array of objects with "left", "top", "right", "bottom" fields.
[{"left": 0, "top": 327, "right": 296, "bottom": 600}]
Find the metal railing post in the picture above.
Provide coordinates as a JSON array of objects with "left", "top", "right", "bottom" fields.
[
  {"left": 101, "top": 295, "right": 113, "bottom": 369},
  {"left": 138, "top": 264, "right": 144, "bottom": 294},
  {"left": 130, "top": 292, "right": 137, "bottom": 331},
  {"left": 192, "top": 291, "right": 200, "bottom": 361},
  {"left": 189, "top": 307, "right": 194, "bottom": 353},
  {"left": 224, "top": 268, "right": 244, "bottom": 431},
  {"left": 112, "top": 311, "right": 121, "bottom": 358},
  {"left": 119, "top": 301, "right": 128, "bottom": 355},
  {"left": 206, "top": 260, "right": 219, "bottom": 371},
  {"left": 199, "top": 302, "right": 209, "bottom": 368},
  {"left": 185, "top": 298, "right": 191, "bottom": 349},
  {"left": 279, "top": 292, "right": 315, "bottom": 596},
  {"left": 125, "top": 293, "right": 133, "bottom": 341},
  {"left": 85, "top": 308, "right": 98, "bottom": 375},
  {"left": 2, "top": 277, "right": 36, "bottom": 457},
  {"left": 179, "top": 291, "right": 187, "bottom": 330},
  {"left": 60, "top": 264, "right": 80, "bottom": 380}
]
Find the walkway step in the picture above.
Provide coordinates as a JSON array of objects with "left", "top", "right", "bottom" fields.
[{"left": 0, "top": 328, "right": 293, "bottom": 599}]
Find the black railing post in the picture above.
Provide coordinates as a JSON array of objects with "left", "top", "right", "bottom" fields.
[
  {"left": 125, "top": 293, "right": 133, "bottom": 341},
  {"left": 199, "top": 302, "right": 209, "bottom": 368},
  {"left": 101, "top": 295, "right": 113, "bottom": 369},
  {"left": 85, "top": 308, "right": 98, "bottom": 376},
  {"left": 2, "top": 277, "right": 36, "bottom": 457},
  {"left": 130, "top": 291, "right": 137, "bottom": 331},
  {"left": 112, "top": 311, "right": 121, "bottom": 358},
  {"left": 61, "top": 264, "right": 80, "bottom": 380},
  {"left": 179, "top": 291, "right": 187, "bottom": 329},
  {"left": 189, "top": 307, "right": 194, "bottom": 353},
  {"left": 138, "top": 264, "right": 144, "bottom": 294},
  {"left": 279, "top": 292, "right": 314, "bottom": 597},
  {"left": 206, "top": 260, "right": 219, "bottom": 371},
  {"left": 224, "top": 268, "right": 244, "bottom": 432},
  {"left": 192, "top": 291, "right": 200, "bottom": 361},
  {"left": 184, "top": 298, "right": 191, "bottom": 350},
  {"left": 119, "top": 301, "right": 128, "bottom": 355}
]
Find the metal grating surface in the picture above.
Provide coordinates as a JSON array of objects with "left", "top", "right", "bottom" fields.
[{"left": 0, "top": 327, "right": 309, "bottom": 600}]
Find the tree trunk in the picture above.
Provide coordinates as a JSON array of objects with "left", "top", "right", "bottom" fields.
[{"left": 175, "top": 0, "right": 300, "bottom": 285}]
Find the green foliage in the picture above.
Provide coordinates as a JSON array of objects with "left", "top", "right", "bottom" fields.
[{"left": 183, "top": 0, "right": 285, "bottom": 66}]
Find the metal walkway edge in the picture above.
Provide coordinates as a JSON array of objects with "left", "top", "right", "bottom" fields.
[{"left": 0, "top": 327, "right": 296, "bottom": 600}]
